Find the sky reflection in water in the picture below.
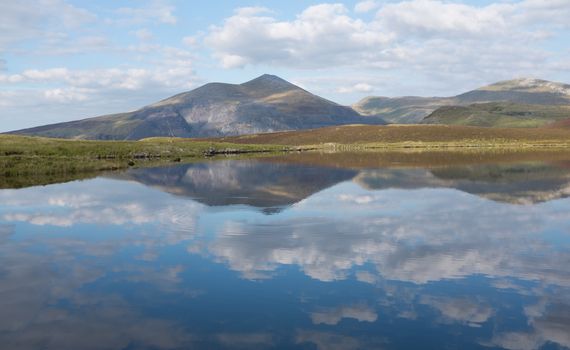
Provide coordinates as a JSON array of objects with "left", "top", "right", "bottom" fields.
[{"left": 1, "top": 156, "right": 570, "bottom": 349}]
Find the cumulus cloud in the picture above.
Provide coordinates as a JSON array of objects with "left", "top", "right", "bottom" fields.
[
  {"left": 354, "top": 1, "right": 380, "bottom": 13},
  {"left": 206, "top": 4, "right": 393, "bottom": 68},
  {"left": 0, "top": 58, "right": 195, "bottom": 90},
  {"left": 43, "top": 87, "right": 89, "bottom": 103},
  {"left": 337, "top": 83, "right": 374, "bottom": 94},
  {"left": 205, "top": 0, "right": 570, "bottom": 92},
  {"left": 376, "top": 0, "right": 511, "bottom": 38}
]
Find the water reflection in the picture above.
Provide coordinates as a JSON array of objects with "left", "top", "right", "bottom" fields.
[
  {"left": 1, "top": 154, "right": 570, "bottom": 349},
  {"left": 119, "top": 155, "right": 570, "bottom": 208},
  {"left": 116, "top": 160, "right": 356, "bottom": 210}
]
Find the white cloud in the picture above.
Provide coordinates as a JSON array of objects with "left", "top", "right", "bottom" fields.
[
  {"left": 354, "top": 1, "right": 380, "bottom": 13},
  {"left": 205, "top": 0, "right": 570, "bottom": 92},
  {"left": 0, "top": 64, "right": 196, "bottom": 93},
  {"left": 0, "top": 0, "right": 96, "bottom": 49},
  {"left": 0, "top": 46, "right": 198, "bottom": 128},
  {"left": 43, "top": 88, "right": 89, "bottom": 103},
  {"left": 181, "top": 36, "right": 197, "bottom": 46},
  {"left": 337, "top": 83, "right": 374, "bottom": 94},
  {"left": 376, "top": 0, "right": 510, "bottom": 38},
  {"left": 206, "top": 4, "right": 393, "bottom": 69},
  {"left": 132, "top": 28, "right": 154, "bottom": 41},
  {"left": 115, "top": 0, "right": 177, "bottom": 25}
]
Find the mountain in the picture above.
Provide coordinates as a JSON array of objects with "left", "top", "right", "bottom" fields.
[
  {"left": 353, "top": 96, "right": 454, "bottom": 124},
  {"left": 354, "top": 78, "right": 570, "bottom": 124},
  {"left": 422, "top": 102, "right": 570, "bottom": 128},
  {"left": 9, "top": 74, "right": 382, "bottom": 140},
  {"left": 454, "top": 78, "right": 570, "bottom": 105}
]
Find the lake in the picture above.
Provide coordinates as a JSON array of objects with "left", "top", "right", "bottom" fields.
[{"left": 1, "top": 152, "right": 570, "bottom": 349}]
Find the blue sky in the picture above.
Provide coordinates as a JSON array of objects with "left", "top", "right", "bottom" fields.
[{"left": 1, "top": 0, "right": 569, "bottom": 131}]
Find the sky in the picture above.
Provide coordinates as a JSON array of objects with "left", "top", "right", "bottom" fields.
[{"left": 0, "top": 0, "right": 569, "bottom": 132}]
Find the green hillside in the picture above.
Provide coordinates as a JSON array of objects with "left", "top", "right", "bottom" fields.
[{"left": 422, "top": 102, "right": 570, "bottom": 128}]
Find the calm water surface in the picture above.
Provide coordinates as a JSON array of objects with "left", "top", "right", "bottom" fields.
[{"left": 1, "top": 154, "right": 570, "bottom": 349}]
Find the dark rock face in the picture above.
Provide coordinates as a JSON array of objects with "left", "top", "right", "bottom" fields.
[{"left": 10, "top": 74, "right": 381, "bottom": 140}]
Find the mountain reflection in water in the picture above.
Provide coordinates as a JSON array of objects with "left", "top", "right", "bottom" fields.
[{"left": 1, "top": 153, "right": 570, "bottom": 349}]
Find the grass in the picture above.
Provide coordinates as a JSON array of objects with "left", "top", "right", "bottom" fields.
[
  {"left": 0, "top": 134, "right": 294, "bottom": 180},
  {"left": 422, "top": 102, "right": 570, "bottom": 128},
  {"left": 211, "top": 124, "right": 570, "bottom": 149}
]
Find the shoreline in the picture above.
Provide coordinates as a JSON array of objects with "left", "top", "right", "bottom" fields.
[{"left": 3, "top": 125, "right": 570, "bottom": 187}]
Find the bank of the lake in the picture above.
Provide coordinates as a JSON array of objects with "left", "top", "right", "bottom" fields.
[
  {"left": 0, "top": 134, "right": 301, "bottom": 188},
  {"left": 3, "top": 124, "right": 570, "bottom": 187},
  {"left": 213, "top": 124, "right": 570, "bottom": 149}
]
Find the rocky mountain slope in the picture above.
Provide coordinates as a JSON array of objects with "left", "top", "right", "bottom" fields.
[
  {"left": 355, "top": 78, "right": 570, "bottom": 124},
  {"left": 10, "top": 74, "right": 381, "bottom": 140}
]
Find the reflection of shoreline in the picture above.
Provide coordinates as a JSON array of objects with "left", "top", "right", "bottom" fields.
[
  {"left": 117, "top": 157, "right": 570, "bottom": 207},
  {"left": 5, "top": 149, "right": 570, "bottom": 192},
  {"left": 356, "top": 163, "right": 570, "bottom": 204},
  {"left": 258, "top": 150, "right": 570, "bottom": 169},
  {"left": 116, "top": 160, "right": 357, "bottom": 209}
]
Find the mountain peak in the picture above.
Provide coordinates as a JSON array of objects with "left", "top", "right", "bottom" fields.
[
  {"left": 247, "top": 74, "right": 289, "bottom": 83},
  {"left": 480, "top": 78, "right": 570, "bottom": 95},
  {"left": 241, "top": 74, "right": 298, "bottom": 91}
]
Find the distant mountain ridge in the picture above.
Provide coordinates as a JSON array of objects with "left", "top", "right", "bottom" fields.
[
  {"left": 355, "top": 78, "right": 570, "bottom": 124},
  {"left": 10, "top": 74, "right": 382, "bottom": 140},
  {"left": 8, "top": 76, "right": 570, "bottom": 139}
]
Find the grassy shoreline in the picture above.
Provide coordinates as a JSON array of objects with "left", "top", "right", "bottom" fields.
[
  {"left": 212, "top": 124, "right": 570, "bottom": 148},
  {"left": 0, "top": 134, "right": 301, "bottom": 180},
  {"left": 2, "top": 124, "right": 570, "bottom": 186}
]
